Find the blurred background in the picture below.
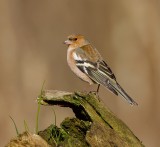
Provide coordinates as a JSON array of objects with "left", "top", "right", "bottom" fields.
[{"left": 0, "top": 0, "right": 160, "bottom": 146}]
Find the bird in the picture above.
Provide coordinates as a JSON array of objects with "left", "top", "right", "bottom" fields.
[{"left": 64, "top": 34, "right": 138, "bottom": 105}]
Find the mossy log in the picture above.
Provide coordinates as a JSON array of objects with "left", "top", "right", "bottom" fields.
[{"left": 37, "top": 90, "right": 144, "bottom": 147}]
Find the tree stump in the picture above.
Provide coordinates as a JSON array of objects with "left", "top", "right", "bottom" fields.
[{"left": 37, "top": 90, "right": 144, "bottom": 147}]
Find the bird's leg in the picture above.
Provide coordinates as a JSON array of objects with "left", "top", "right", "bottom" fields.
[
  {"left": 96, "top": 84, "right": 100, "bottom": 93},
  {"left": 89, "top": 84, "right": 101, "bottom": 101},
  {"left": 96, "top": 84, "right": 101, "bottom": 101}
]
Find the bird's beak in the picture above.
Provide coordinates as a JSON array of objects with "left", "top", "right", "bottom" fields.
[{"left": 64, "top": 40, "right": 71, "bottom": 45}]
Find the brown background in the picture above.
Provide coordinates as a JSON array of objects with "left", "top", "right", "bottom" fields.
[{"left": 1, "top": 0, "right": 160, "bottom": 146}]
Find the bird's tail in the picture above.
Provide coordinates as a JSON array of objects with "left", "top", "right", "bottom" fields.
[{"left": 106, "top": 81, "right": 138, "bottom": 105}]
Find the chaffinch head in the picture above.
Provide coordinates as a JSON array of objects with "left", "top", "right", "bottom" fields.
[{"left": 64, "top": 34, "right": 138, "bottom": 105}]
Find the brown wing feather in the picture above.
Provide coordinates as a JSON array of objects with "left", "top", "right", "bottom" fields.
[{"left": 76, "top": 45, "right": 102, "bottom": 62}]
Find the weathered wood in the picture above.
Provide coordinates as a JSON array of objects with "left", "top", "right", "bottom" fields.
[{"left": 37, "top": 90, "right": 144, "bottom": 147}]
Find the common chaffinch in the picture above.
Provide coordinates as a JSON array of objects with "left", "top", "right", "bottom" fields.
[{"left": 64, "top": 34, "right": 138, "bottom": 105}]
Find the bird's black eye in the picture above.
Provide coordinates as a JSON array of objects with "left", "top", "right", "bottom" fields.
[
  {"left": 69, "top": 37, "right": 77, "bottom": 41},
  {"left": 73, "top": 38, "right": 77, "bottom": 41}
]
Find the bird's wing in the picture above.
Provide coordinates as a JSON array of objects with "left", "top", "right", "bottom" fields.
[
  {"left": 74, "top": 46, "right": 138, "bottom": 105},
  {"left": 74, "top": 45, "right": 116, "bottom": 81},
  {"left": 74, "top": 46, "right": 118, "bottom": 95}
]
